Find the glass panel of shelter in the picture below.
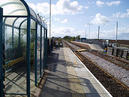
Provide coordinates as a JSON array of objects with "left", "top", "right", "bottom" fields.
[
  {"left": 4, "top": 17, "right": 27, "bottom": 95},
  {"left": 42, "top": 27, "right": 44, "bottom": 74},
  {"left": 37, "top": 24, "right": 41, "bottom": 81},
  {"left": 0, "top": 0, "right": 27, "bottom": 16}
]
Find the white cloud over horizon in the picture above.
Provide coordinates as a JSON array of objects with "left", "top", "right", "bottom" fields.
[
  {"left": 26, "top": 0, "right": 129, "bottom": 40},
  {"left": 61, "top": 19, "right": 68, "bottom": 24},
  {"left": 28, "top": 0, "right": 83, "bottom": 16},
  {"left": 113, "top": 9, "right": 129, "bottom": 18},
  {"left": 96, "top": 0, "right": 120, "bottom": 7},
  {"left": 96, "top": 1, "right": 104, "bottom": 7},
  {"left": 51, "top": 26, "right": 81, "bottom": 37},
  {"left": 91, "top": 13, "right": 110, "bottom": 25},
  {"left": 106, "top": 1, "right": 120, "bottom": 6},
  {"left": 51, "top": 24, "right": 129, "bottom": 39}
]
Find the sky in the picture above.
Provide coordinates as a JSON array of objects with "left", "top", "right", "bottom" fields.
[{"left": 26, "top": 0, "right": 129, "bottom": 40}]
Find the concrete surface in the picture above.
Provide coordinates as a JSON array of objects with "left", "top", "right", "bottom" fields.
[
  {"left": 74, "top": 41, "right": 104, "bottom": 51},
  {"left": 5, "top": 62, "right": 41, "bottom": 97},
  {"left": 5, "top": 47, "right": 112, "bottom": 97},
  {"left": 39, "top": 47, "right": 112, "bottom": 97}
]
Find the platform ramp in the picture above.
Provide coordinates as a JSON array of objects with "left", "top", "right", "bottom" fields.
[{"left": 39, "top": 47, "right": 112, "bottom": 97}]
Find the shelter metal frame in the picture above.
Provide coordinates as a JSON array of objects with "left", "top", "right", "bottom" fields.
[{"left": 0, "top": 0, "right": 48, "bottom": 97}]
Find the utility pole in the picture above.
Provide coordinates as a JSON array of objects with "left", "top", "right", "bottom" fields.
[
  {"left": 98, "top": 26, "right": 100, "bottom": 40},
  {"left": 49, "top": 0, "right": 51, "bottom": 38},
  {"left": 49, "top": 0, "right": 52, "bottom": 48},
  {"left": 88, "top": 24, "right": 90, "bottom": 39},
  {"left": 49, "top": 0, "right": 52, "bottom": 51},
  {"left": 85, "top": 28, "right": 86, "bottom": 39},
  {"left": 116, "top": 21, "right": 118, "bottom": 42}
]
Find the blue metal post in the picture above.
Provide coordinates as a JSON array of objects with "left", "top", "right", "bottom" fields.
[
  {"left": 40, "top": 25, "right": 42, "bottom": 77},
  {"left": 43, "top": 29, "right": 46, "bottom": 68},
  {"left": 34, "top": 22, "right": 37, "bottom": 86},
  {"left": 46, "top": 29, "right": 49, "bottom": 59},
  {"left": 26, "top": 16, "right": 31, "bottom": 97},
  {"left": 0, "top": 7, "right": 4, "bottom": 97},
  {"left": 42, "top": 27, "right": 44, "bottom": 71},
  {"left": 44, "top": 29, "right": 48, "bottom": 68},
  {"left": 18, "top": 27, "right": 21, "bottom": 57}
]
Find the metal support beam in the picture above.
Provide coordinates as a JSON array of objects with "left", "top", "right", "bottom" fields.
[
  {"left": 19, "top": 19, "right": 27, "bottom": 29},
  {"left": 0, "top": 7, "right": 4, "bottom": 97},
  {"left": 40, "top": 25, "right": 42, "bottom": 77},
  {"left": 3, "top": 15, "right": 27, "bottom": 18},
  {"left": 43, "top": 29, "right": 46, "bottom": 68},
  {"left": 26, "top": 16, "right": 31, "bottom": 97},
  {"left": 18, "top": 28, "right": 21, "bottom": 55},
  {"left": 35, "top": 22, "right": 38, "bottom": 86},
  {"left": 46, "top": 29, "right": 48, "bottom": 62},
  {"left": 44, "top": 29, "right": 48, "bottom": 68}
]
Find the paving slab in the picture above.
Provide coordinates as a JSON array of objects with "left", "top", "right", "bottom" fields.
[{"left": 39, "top": 47, "right": 112, "bottom": 97}]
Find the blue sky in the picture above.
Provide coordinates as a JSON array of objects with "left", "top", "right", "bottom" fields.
[{"left": 26, "top": 0, "right": 129, "bottom": 40}]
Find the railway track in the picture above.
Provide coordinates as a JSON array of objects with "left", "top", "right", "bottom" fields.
[
  {"left": 64, "top": 41, "right": 129, "bottom": 97},
  {"left": 71, "top": 41, "right": 129, "bottom": 70}
]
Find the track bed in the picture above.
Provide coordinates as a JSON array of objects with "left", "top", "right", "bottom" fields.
[{"left": 64, "top": 41, "right": 129, "bottom": 97}]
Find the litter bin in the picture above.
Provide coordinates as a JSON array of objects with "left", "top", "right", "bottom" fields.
[{"left": 107, "top": 47, "right": 113, "bottom": 55}]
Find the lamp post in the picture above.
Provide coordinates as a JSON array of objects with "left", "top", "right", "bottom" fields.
[
  {"left": 88, "top": 23, "right": 91, "bottom": 39},
  {"left": 98, "top": 26, "right": 100, "bottom": 40},
  {"left": 85, "top": 28, "right": 86, "bottom": 39},
  {"left": 116, "top": 21, "right": 118, "bottom": 42},
  {"left": 49, "top": 0, "right": 52, "bottom": 51},
  {"left": 49, "top": 0, "right": 51, "bottom": 38}
]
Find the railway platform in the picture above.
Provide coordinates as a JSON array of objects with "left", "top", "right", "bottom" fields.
[{"left": 38, "top": 47, "right": 112, "bottom": 97}]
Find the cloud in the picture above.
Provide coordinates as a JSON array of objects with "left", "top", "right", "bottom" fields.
[
  {"left": 113, "top": 9, "right": 129, "bottom": 18},
  {"left": 53, "top": 18, "right": 68, "bottom": 24},
  {"left": 84, "top": 24, "right": 88, "bottom": 27},
  {"left": 51, "top": 25, "right": 129, "bottom": 40},
  {"left": 106, "top": 1, "right": 120, "bottom": 6},
  {"left": 54, "top": 18, "right": 60, "bottom": 22},
  {"left": 91, "top": 13, "right": 110, "bottom": 25},
  {"left": 61, "top": 19, "right": 68, "bottom": 23},
  {"left": 96, "top": 1, "right": 120, "bottom": 7},
  {"left": 51, "top": 26, "right": 85, "bottom": 37},
  {"left": 85, "top": 6, "right": 89, "bottom": 9},
  {"left": 52, "top": 27, "right": 75, "bottom": 37},
  {"left": 118, "top": 33, "right": 129, "bottom": 40},
  {"left": 28, "top": 0, "right": 83, "bottom": 16},
  {"left": 101, "top": 27, "right": 129, "bottom": 40},
  {"left": 29, "top": 3, "right": 49, "bottom": 15},
  {"left": 96, "top": 1, "right": 104, "bottom": 7}
]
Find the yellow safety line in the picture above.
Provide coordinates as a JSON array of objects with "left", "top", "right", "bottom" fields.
[{"left": 5, "top": 57, "right": 24, "bottom": 67}]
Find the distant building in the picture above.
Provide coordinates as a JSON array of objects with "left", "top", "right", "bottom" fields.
[{"left": 80, "top": 38, "right": 87, "bottom": 42}]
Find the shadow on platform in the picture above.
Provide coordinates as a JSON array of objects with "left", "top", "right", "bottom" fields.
[{"left": 38, "top": 48, "right": 101, "bottom": 97}]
